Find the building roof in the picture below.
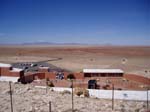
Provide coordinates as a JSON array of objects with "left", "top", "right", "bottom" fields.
[
  {"left": 83, "top": 69, "right": 124, "bottom": 73},
  {"left": 0, "top": 63, "right": 11, "bottom": 67},
  {"left": 0, "top": 76, "right": 19, "bottom": 82},
  {"left": 39, "top": 67, "right": 49, "bottom": 69},
  {"left": 10, "top": 68, "right": 23, "bottom": 72}
]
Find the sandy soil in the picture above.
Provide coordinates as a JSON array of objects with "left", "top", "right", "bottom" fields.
[
  {"left": 0, "top": 82, "right": 148, "bottom": 112},
  {"left": 0, "top": 45, "right": 150, "bottom": 76}
]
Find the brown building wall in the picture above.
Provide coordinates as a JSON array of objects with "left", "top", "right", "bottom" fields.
[
  {"left": 49, "top": 79, "right": 88, "bottom": 88},
  {"left": 62, "top": 72, "right": 84, "bottom": 79},
  {"left": 9, "top": 71, "right": 21, "bottom": 77},
  {"left": 74, "top": 73, "right": 84, "bottom": 79},
  {"left": 124, "top": 74, "right": 150, "bottom": 85},
  {"left": 23, "top": 74, "right": 34, "bottom": 83},
  {"left": 0, "top": 67, "right": 11, "bottom": 76},
  {"left": 34, "top": 72, "right": 45, "bottom": 79},
  {"left": 45, "top": 72, "right": 56, "bottom": 79},
  {"left": 45, "top": 72, "right": 85, "bottom": 80},
  {"left": 20, "top": 71, "right": 24, "bottom": 77},
  {"left": 0, "top": 68, "right": 1, "bottom": 76},
  {"left": 45, "top": 72, "right": 72, "bottom": 80},
  {"left": 84, "top": 73, "right": 123, "bottom": 77},
  {"left": 0, "top": 67, "right": 23, "bottom": 77}
]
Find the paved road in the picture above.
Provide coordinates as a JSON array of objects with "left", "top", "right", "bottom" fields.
[{"left": 11, "top": 57, "right": 69, "bottom": 73}]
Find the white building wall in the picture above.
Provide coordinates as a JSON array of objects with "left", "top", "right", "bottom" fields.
[{"left": 35, "top": 87, "right": 150, "bottom": 101}]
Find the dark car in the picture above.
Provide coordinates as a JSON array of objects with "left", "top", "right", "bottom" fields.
[{"left": 88, "top": 80, "right": 97, "bottom": 89}]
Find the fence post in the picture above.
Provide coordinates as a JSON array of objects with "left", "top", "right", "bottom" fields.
[
  {"left": 71, "top": 80, "right": 74, "bottom": 112},
  {"left": 46, "top": 80, "right": 48, "bottom": 94},
  {"left": 112, "top": 84, "right": 114, "bottom": 110},
  {"left": 9, "top": 81, "right": 13, "bottom": 112},
  {"left": 49, "top": 101, "right": 51, "bottom": 112},
  {"left": 147, "top": 89, "right": 149, "bottom": 111}
]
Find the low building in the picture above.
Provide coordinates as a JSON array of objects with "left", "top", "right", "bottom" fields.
[
  {"left": 0, "top": 63, "right": 24, "bottom": 82},
  {"left": 83, "top": 69, "right": 124, "bottom": 77},
  {"left": 38, "top": 67, "right": 50, "bottom": 72}
]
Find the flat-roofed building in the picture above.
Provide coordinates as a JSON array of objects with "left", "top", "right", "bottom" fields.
[
  {"left": 0, "top": 63, "right": 24, "bottom": 82},
  {"left": 0, "top": 63, "right": 12, "bottom": 76},
  {"left": 83, "top": 69, "right": 124, "bottom": 77}
]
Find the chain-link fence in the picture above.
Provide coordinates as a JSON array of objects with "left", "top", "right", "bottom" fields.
[{"left": 0, "top": 81, "right": 149, "bottom": 112}]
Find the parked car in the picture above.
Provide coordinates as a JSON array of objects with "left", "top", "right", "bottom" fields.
[{"left": 88, "top": 80, "right": 97, "bottom": 89}]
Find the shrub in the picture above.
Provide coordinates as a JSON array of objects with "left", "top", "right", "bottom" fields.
[
  {"left": 47, "top": 81, "right": 54, "bottom": 87},
  {"left": 74, "top": 88, "right": 89, "bottom": 97},
  {"left": 74, "top": 88, "right": 83, "bottom": 96},
  {"left": 102, "top": 85, "right": 110, "bottom": 90},
  {"left": 67, "top": 74, "right": 75, "bottom": 79},
  {"left": 83, "top": 89, "right": 89, "bottom": 97},
  {"left": 61, "top": 90, "right": 71, "bottom": 95}
]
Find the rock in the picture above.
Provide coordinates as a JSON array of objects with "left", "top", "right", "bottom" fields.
[
  {"left": 29, "top": 106, "right": 33, "bottom": 112},
  {"left": 75, "top": 95, "right": 79, "bottom": 98},
  {"left": 80, "top": 94, "right": 85, "bottom": 98}
]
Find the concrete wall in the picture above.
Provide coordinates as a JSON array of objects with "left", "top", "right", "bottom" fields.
[
  {"left": 35, "top": 86, "right": 150, "bottom": 101},
  {"left": 88, "top": 89, "right": 150, "bottom": 101}
]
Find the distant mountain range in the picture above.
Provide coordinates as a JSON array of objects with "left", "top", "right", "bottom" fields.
[
  {"left": 21, "top": 42, "right": 88, "bottom": 45},
  {"left": 0, "top": 42, "right": 115, "bottom": 46},
  {"left": 0, "top": 42, "right": 90, "bottom": 46}
]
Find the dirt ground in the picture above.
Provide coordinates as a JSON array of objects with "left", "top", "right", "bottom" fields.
[
  {"left": 0, "top": 82, "right": 148, "bottom": 112},
  {"left": 0, "top": 45, "right": 150, "bottom": 76},
  {"left": 0, "top": 46, "right": 149, "bottom": 112}
]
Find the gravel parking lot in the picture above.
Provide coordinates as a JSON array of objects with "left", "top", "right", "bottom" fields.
[{"left": 11, "top": 59, "right": 68, "bottom": 73}]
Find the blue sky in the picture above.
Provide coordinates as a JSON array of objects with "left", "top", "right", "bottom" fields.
[{"left": 0, "top": 0, "right": 149, "bottom": 45}]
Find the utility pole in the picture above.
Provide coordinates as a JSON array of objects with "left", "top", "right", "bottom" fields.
[{"left": 9, "top": 81, "right": 13, "bottom": 112}]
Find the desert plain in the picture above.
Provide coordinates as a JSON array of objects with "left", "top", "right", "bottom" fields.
[
  {"left": 0, "top": 45, "right": 150, "bottom": 112},
  {"left": 0, "top": 45, "right": 150, "bottom": 76}
]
